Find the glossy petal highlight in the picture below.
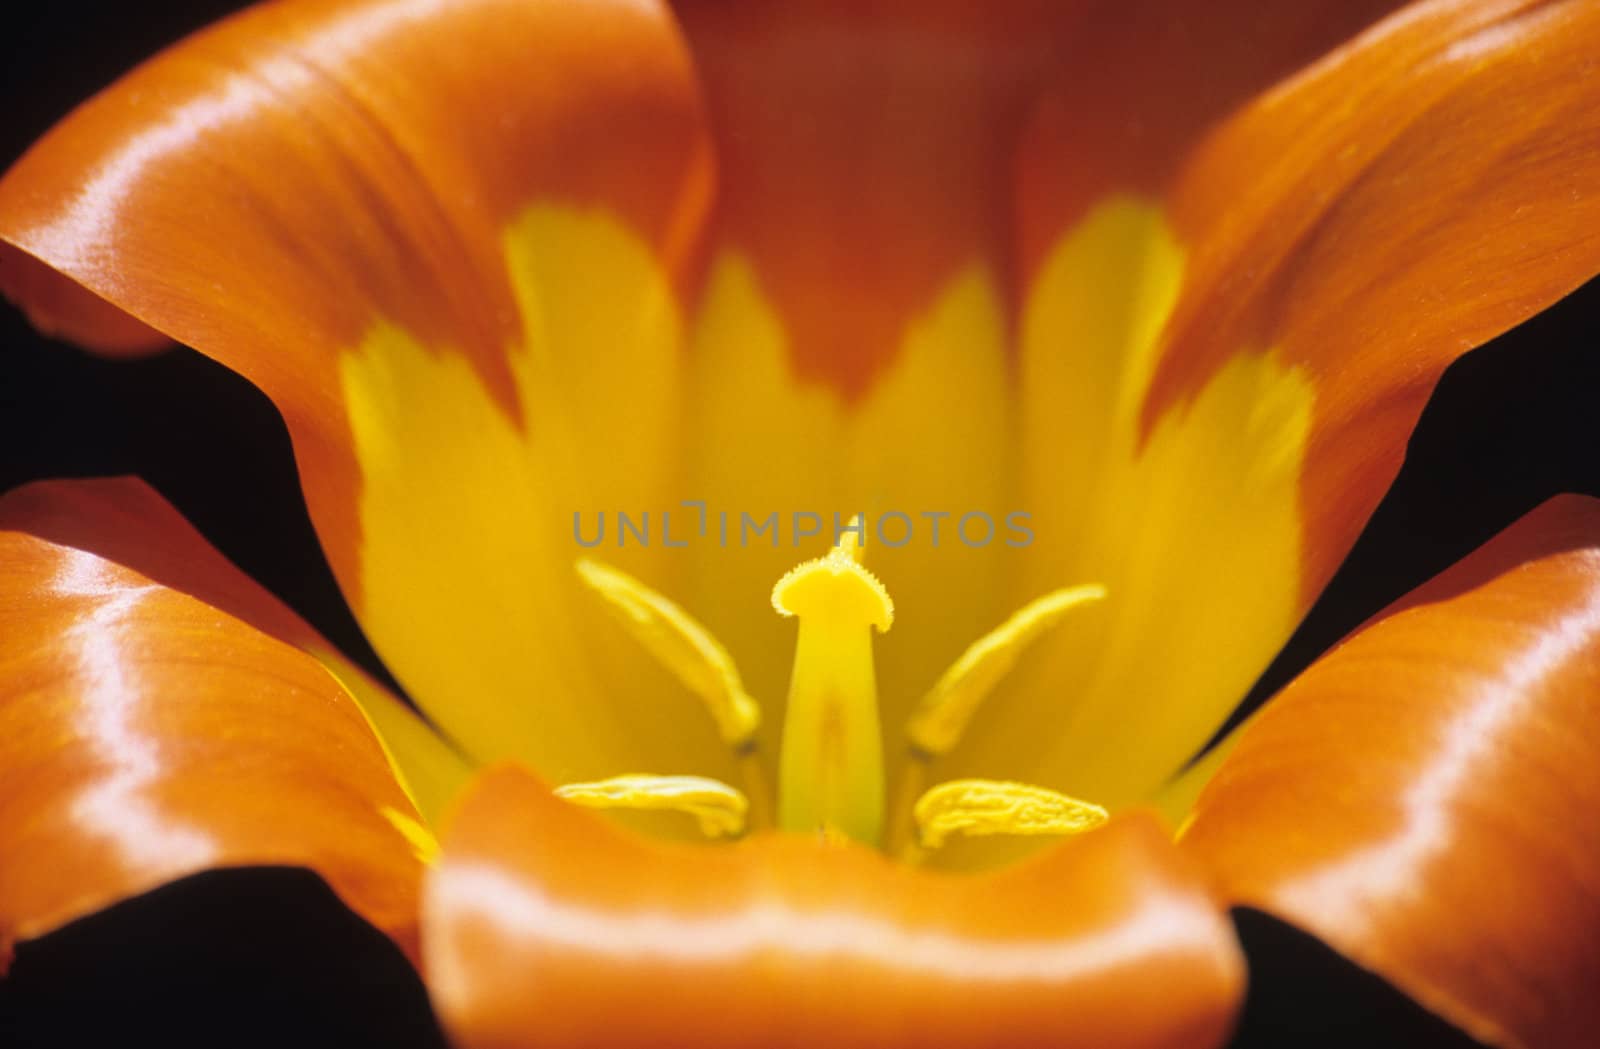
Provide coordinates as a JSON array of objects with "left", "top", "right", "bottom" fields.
[
  {"left": 0, "top": 477, "right": 444, "bottom": 963},
  {"left": 0, "top": 476, "right": 470, "bottom": 823},
  {"left": 425, "top": 765, "right": 1244, "bottom": 1049},
  {"left": 1183, "top": 495, "right": 1600, "bottom": 1049}
]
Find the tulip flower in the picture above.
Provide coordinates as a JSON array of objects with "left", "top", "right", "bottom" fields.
[{"left": 3, "top": 1, "right": 1600, "bottom": 1046}]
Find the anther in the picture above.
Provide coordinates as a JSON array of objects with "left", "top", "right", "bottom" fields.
[
  {"left": 576, "top": 558, "right": 762, "bottom": 748},
  {"left": 905, "top": 584, "right": 1105, "bottom": 758},
  {"left": 912, "top": 778, "right": 1107, "bottom": 851},
  {"left": 554, "top": 774, "right": 749, "bottom": 839}
]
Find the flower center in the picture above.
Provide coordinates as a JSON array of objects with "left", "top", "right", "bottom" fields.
[{"left": 564, "top": 528, "right": 1108, "bottom": 862}]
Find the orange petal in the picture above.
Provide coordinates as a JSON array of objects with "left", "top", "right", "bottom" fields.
[
  {"left": 0, "top": 250, "right": 167, "bottom": 356},
  {"left": 0, "top": 0, "right": 719, "bottom": 785},
  {"left": 0, "top": 477, "right": 435, "bottom": 964},
  {"left": 998, "top": 2, "right": 1411, "bottom": 808},
  {"left": 1143, "top": 0, "right": 1600, "bottom": 604},
  {"left": 1015, "top": 0, "right": 1404, "bottom": 282},
  {"left": 0, "top": 0, "right": 712, "bottom": 593},
  {"left": 1181, "top": 495, "right": 1600, "bottom": 1049},
  {"left": 424, "top": 764, "right": 1243, "bottom": 1049},
  {"left": 673, "top": 0, "right": 1087, "bottom": 397},
  {"left": 1000, "top": 0, "right": 1600, "bottom": 809}
]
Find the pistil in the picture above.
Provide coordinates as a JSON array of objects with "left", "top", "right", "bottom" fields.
[{"left": 770, "top": 542, "right": 894, "bottom": 845}]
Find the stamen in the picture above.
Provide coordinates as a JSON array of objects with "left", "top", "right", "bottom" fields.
[
  {"left": 905, "top": 584, "right": 1105, "bottom": 757},
  {"left": 554, "top": 774, "right": 749, "bottom": 839},
  {"left": 575, "top": 558, "right": 761, "bottom": 749},
  {"left": 771, "top": 540, "right": 894, "bottom": 845},
  {"left": 912, "top": 779, "right": 1108, "bottom": 850}
]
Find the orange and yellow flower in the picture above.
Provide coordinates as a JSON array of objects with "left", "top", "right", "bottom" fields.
[{"left": 3, "top": 1, "right": 1600, "bottom": 1046}]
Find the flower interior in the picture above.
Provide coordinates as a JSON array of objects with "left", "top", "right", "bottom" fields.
[
  {"left": 337, "top": 200, "right": 1314, "bottom": 870},
  {"left": 560, "top": 523, "right": 1110, "bottom": 859}
]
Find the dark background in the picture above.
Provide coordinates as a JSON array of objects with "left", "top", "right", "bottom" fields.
[{"left": 4, "top": 3, "right": 1599, "bottom": 1047}]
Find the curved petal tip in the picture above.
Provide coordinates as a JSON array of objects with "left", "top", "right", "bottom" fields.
[{"left": 425, "top": 764, "right": 1244, "bottom": 1049}]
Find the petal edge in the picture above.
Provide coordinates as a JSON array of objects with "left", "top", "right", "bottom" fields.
[{"left": 1183, "top": 495, "right": 1600, "bottom": 1049}]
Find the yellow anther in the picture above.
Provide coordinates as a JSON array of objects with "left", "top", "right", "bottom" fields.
[
  {"left": 554, "top": 774, "right": 749, "bottom": 839},
  {"left": 913, "top": 779, "right": 1108, "bottom": 850},
  {"left": 905, "top": 584, "right": 1105, "bottom": 757},
  {"left": 771, "top": 539, "right": 894, "bottom": 845},
  {"left": 575, "top": 558, "right": 761, "bottom": 748}
]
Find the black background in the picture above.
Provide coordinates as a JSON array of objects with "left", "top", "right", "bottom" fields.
[{"left": 4, "top": 3, "right": 1599, "bottom": 1047}]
